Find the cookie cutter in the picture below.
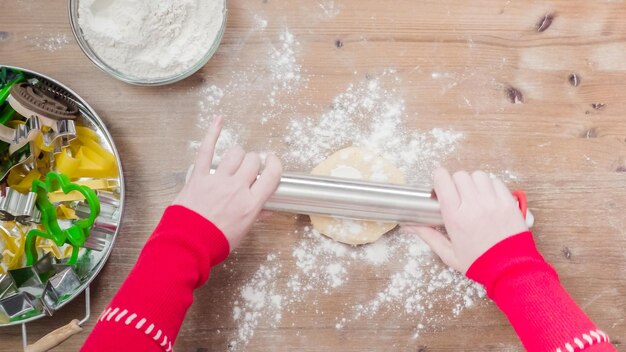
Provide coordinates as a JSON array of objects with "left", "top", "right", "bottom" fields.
[
  {"left": 8, "top": 81, "right": 78, "bottom": 122},
  {"left": 41, "top": 266, "right": 81, "bottom": 312},
  {"left": 0, "top": 79, "right": 78, "bottom": 184},
  {"left": 0, "top": 115, "right": 76, "bottom": 155},
  {"left": 0, "top": 68, "right": 25, "bottom": 127},
  {"left": 1, "top": 254, "right": 82, "bottom": 323},
  {"left": 0, "top": 144, "right": 32, "bottom": 183},
  {"left": 75, "top": 191, "right": 120, "bottom": 251},
  {"left": 0, "top": 292, "right": 42, "bottom": 323},
  {"left": 0, "top": 222, "right": 26, "bottom": 273},
  {"left": 7, "top": 168, "right": 41, "bottom": 194},
  {"left": 48, "top": 179, "right": 120, "bottom": 203},
  {"left": 0, "top": 274, "right": 18, "bottom": 299},
  {"left": 0, "top": 67, "right": 25, "bottom": 105},
  {"left": 75, "top": 191, "right": 119, "bottom": 233},
  {"left": 25, "top": 172, "right": 100, "bottom": 265},
  {"left": 56, "top": 126, "right": 118, "bottom": 179},
  {"left": 0, "top": 187, "right": 41, "bottom": 224}
]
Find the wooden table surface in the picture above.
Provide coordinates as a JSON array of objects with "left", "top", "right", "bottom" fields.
[{"left": 1, "top": 0, "right": 625, "bottom": 351}]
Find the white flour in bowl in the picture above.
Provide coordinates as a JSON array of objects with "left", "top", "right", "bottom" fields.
[{"left": 77, "top": 0, "right": 225, "bottom": 80}]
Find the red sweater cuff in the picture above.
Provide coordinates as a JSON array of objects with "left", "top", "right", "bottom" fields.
[
  {"left": 156, "top": 205, "right": 230, "bottom": 272},
  {"left": 466, "top": 231, "right": 615, "bottom": 352},
  {"left": 82, "top": 205, "right": 230, "bottom": 351},
  {"left": 466, "top": 231, "right": 557, "bottom": 297}
]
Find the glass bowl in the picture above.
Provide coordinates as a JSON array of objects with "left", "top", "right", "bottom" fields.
[{"left": 68, "top": 0, "right": 228, "bottom": 86}]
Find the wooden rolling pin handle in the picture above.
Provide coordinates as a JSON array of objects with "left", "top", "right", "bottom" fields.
[{"left": 25, "top": 319, "right": 83, "bottom": 352}]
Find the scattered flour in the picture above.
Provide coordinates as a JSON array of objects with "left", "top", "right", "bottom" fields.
[
  {"left": 269, "top": 30, "right": 302, "bottom": 95},
  {"left": 318, "top": 0, "right": 341, "bottom": 19},
  {"left": 229, "top": 228, "right": 485, "bottom": 350},
  {"left": 284, "top": 75, "right": 463, "bottom": 182},
  {"left": 229, "top": 255, "right": 283, "bottom": 351},
  {"left": 253, "top": 15, "right": 268, "bottom": 31},
  {"left": 24, "top": 33, "right": 70, "bottom": 52}
]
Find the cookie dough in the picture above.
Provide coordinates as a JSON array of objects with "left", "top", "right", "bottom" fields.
[{"left": 309, "top": 147, "right": 406, "bottom": 245}]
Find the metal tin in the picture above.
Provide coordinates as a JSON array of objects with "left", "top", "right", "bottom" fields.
[
  {"left": 0, "top": 65, "right": 125, "bottom": 326},
  {"left": 67, "top": 0, "right": 228, "bottom": 86}
]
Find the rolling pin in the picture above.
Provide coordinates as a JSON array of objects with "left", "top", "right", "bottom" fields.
[{"left": 204, "top": 169, "right": 535, "bottom": 227}]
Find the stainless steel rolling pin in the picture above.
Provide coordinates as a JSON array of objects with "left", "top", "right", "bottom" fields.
[{"left": 234, "top": 171, "right": 534, "bottom": 227}]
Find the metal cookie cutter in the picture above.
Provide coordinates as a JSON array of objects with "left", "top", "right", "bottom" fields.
[
  {"left": 3, "top": 81, "right": 78, "bottom": 155},
  {"left": 25, "top": 172, "right": 100, "bottom": 266},
  {"left": 75, "top": 191, "right": 120, "bottom": 251},
  {"left": 0, "top": 274, "right": 18, "bottom": 299},
  {"left": 0, "top": 254, "right": 81, "bottom": 324},
  {"left": 41, "top": 266, "right": 81, "bottom": 312},
  {"left": 0, "top": 187, "right": 41, "bottom": 224},
  {"left": 0, "top": 292, "right": 42, "bottom": 324},
  {"left": 6, "top": 253, "right": 56, "bottom": 300},
  {"left": 0, "top": 79, "right": 78, "bottom": 182}
]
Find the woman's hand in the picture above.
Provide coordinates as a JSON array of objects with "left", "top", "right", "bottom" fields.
[
  {"left": 404, "top": 168, "right": 528, "bottom": 273},
  {"left": 174, "top": 117, "right": 283, "bottom": 250}
]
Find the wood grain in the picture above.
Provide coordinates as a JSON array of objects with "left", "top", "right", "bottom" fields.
[{"left": 1, "top": 0, "right": 625, "bottom": 351}]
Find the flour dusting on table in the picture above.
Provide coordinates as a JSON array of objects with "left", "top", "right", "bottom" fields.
[
  {"left": 24, "top": 32, "right": 70, "bottom": 52},
  {"left": 284, "top": 73, "right": 462, "bottom": 182},
  {"left": 189, "top": 28, "right": 483, "bottom": 351},
  {"left": 229, "top": 229, "right": 485, "bottom": 350}
]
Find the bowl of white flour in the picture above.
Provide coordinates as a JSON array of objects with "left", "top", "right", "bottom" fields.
[{"left": 69, "top": 0, "right": 227, "bottom": 85}]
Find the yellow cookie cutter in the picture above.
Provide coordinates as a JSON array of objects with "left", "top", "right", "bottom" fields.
[
  {"left": 0, "top": 222, "right": 26, "bottom": 274},
  {"left": 48, "top": 179, "right": 119, "bottom": 202},
  {"left": 56, "top": 126, "right": 118, "bottom": 179}
]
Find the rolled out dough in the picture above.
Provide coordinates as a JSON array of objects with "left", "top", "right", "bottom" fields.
[{"left": 309, "top": 147, "right": 406, "bottom": 245}]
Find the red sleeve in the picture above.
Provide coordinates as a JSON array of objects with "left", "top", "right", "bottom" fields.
[
  {"left": 81, "top": 205, "right": 230, "bottom": 352},
  {"left": 466, "top": 231, "right": 616, "bottom": 352}
]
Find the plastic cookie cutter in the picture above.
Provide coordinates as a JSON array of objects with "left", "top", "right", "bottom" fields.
[
  {"left": 36, "top": 236, "right": 74, "bottom": 260},
  {"left": 0, "top": 222, "right": 26, "bottom": 273},
  {"left": 6, "top": 167, "right": 41, "bottom": 194},
  {"left": 48, "top": 179, "right": 120, "bottom": 203},
  {"left": 56, "top": 126, "right": 118, "bottom": 179},
  {"left": 0, "top": 187, "right": 41, "bottom": 224},
  {"left": 25, "top": 172, "right": 100, "bottom": 266},
  {"left": 0, "top": 67, "right": 25, "bottom": 106},
  {"left": 0, "top": 68, "right": 25, "bottom": 125},
  {"left": 7, "top": 80, "right": 79, "bottom": 123}
]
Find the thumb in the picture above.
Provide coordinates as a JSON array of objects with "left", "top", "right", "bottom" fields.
[{"left": 402, "top": 226, "right": 461, "bottom": 271}]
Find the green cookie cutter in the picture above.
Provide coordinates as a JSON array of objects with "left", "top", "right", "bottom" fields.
[{"left": 25, "top": 172, "right": 100, "bottom": 265}]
